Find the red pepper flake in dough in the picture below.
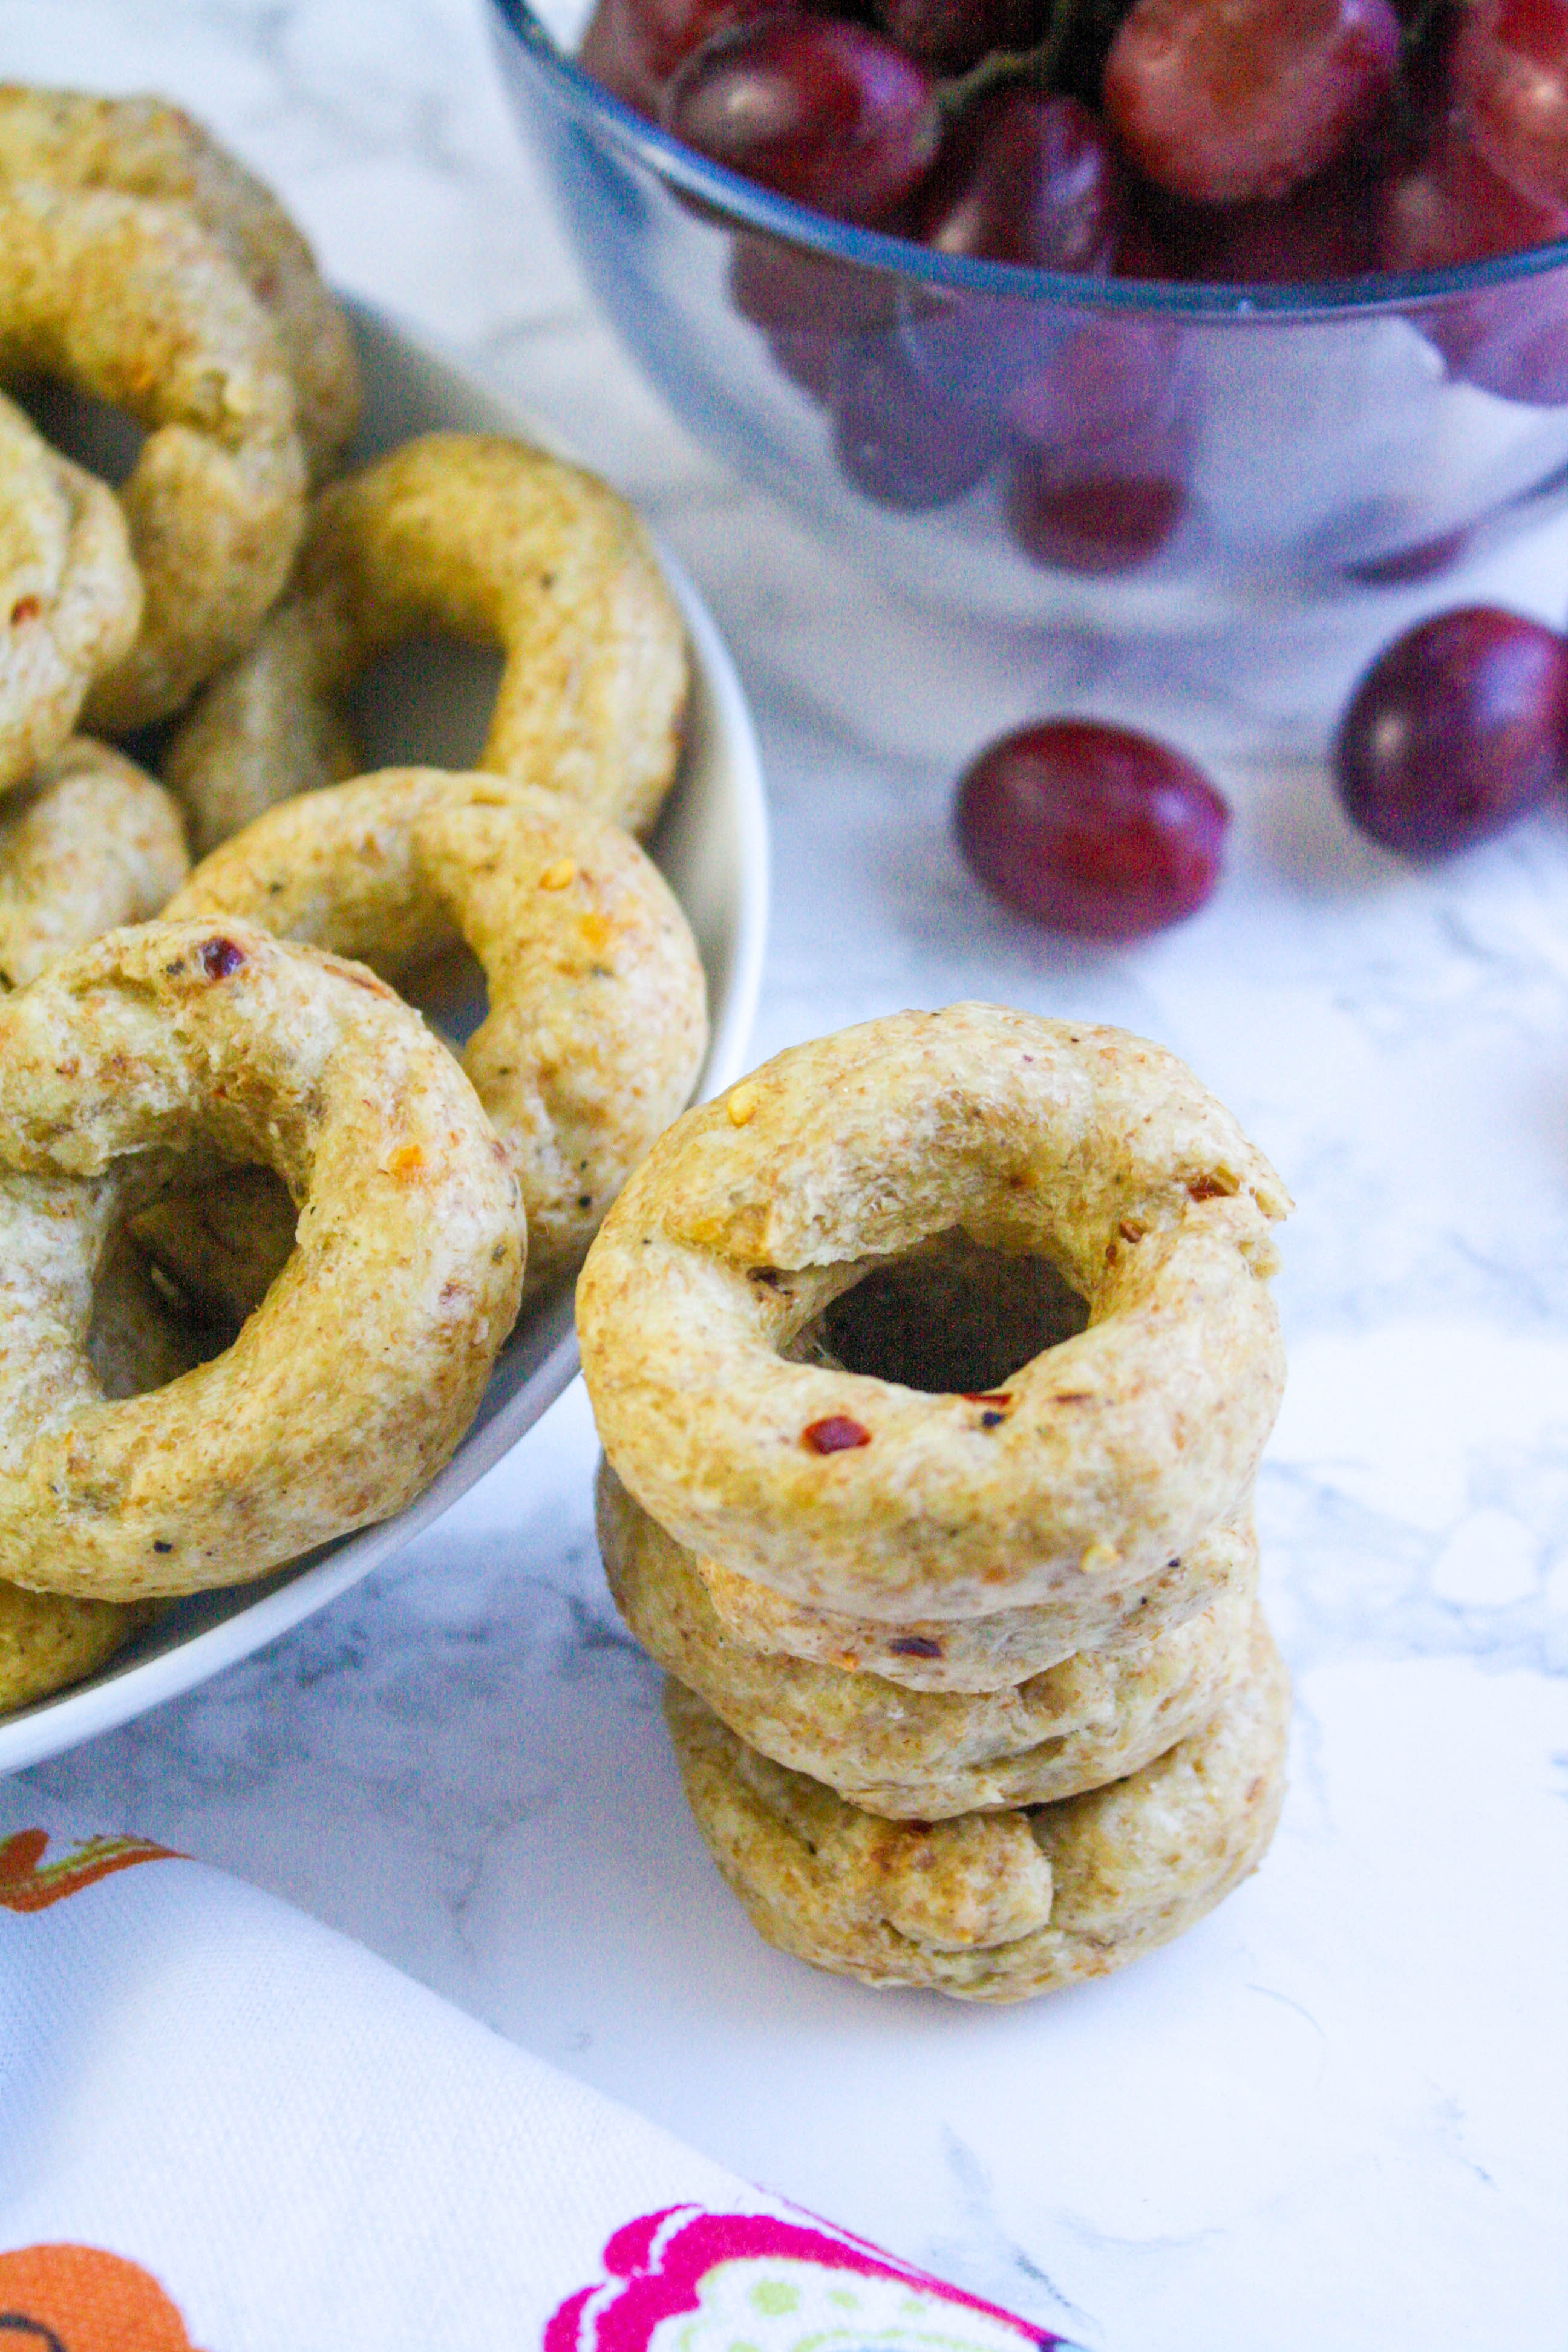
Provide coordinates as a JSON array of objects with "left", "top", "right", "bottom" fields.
[
  {"left": 1187, "top": 1175, "right": 1233, "bottom": 1201},
  {"left": 197, "top": 936, "right": 245, "bottom": 979},
  {"left": 8, "top": 596, "right": 39, "bottom": 626},
  {"left": 803, "top": 1414, "right": 871, "bottom": 1454},
  {"left": 962, "top": 1390, "right": 1012, "bottom": 1405}
]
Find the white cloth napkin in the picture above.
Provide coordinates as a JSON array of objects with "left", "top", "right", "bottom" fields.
[{"left": 1, "top": 1810, "right": 1067, "bottom": 2352}]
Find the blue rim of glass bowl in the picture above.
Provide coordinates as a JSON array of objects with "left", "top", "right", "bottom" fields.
[{"left": 492, "top": 0, "right": 1568, "bottom": 321}]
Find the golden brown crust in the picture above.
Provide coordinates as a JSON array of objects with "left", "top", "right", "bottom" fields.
[
  {"left": 166, "top": 769, "right": 708, "bottom": 1298},
  {"left": 692, "top": 1504, "right": 1256, "bottom": 1693},
  {"left": 0, "top": 736, "right": 187, "bottom": 988},
  {"left": 0, "top": 393, "right": 141, "bottom": 788},
  {"left": 599, "top": 1460, "right": 1258, "bottom": 1816},
  {"left": 0, "top": 916, "right": 525, "bottom": 1601},
  {"left": 578, "top": 1006, "right": 1289, "bottom": 1618},
  {"left": 0, "top": 180, "right": 307, "bottom": 731},
  {"left": 666, "top": 1614, "right": 1290, "bottom": 2001},
  {"left": 0, "top": 1576, "right": 148, "bottom": 1713},
  {"left": 1, "top": 1223, "right": 205, "bottom": 1715},
  {"left": 163, "top": 433, "right": 689, "bottom": 853},
  {"left": 0, "top": 85, "right": 360, "bottom": 480}
]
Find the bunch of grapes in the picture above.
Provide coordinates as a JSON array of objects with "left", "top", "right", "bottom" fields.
[
  {"left": 579, "top": 0, "right": 1568, "bottom": 287},
  {"left": 573, "top": 0, "right": 1568, "bottom": 930},
  {"left": 577, "top": 0, "right": 1568, "bottom": 554}
]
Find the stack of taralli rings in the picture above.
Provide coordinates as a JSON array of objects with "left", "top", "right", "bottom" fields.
[
  {"left": 577, "top": 1005, "right": 1294, "bottom": 2002},
  {"left": 0, "top": 85, "right": 710, "bottom": 1718}
]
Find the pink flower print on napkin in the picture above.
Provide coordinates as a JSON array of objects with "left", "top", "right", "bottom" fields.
[{"left": 547, "top": 2204, "right": 1073, "bottom": 2352}]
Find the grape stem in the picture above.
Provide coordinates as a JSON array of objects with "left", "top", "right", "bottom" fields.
[{"left": 933, "top": 0, "right": 1082, "bottom": 125}]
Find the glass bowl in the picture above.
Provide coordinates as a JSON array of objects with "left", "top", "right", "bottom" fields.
[{"left": 488, "top": 0, "right": 1568, "bottom": 638}]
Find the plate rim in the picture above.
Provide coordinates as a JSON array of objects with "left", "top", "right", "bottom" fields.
[{"left": 0, "top": 292, "right": 769, "bottom": 1776}]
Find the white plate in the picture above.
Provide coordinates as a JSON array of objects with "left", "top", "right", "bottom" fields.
[{"left": 0, "top": 296, "right": 769, "bottom": 1775}]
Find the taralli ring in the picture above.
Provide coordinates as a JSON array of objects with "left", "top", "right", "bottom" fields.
[
  {"left": 0, "top": 1578, "right": 148, "bottom": 1716},
  {"left": 0, "top": 85, "right": 360, "bottom": 481},
  {"left": 0, "top": 391, "right": 142, "bottom": 790},
  {"left": 0, "top": 1227, "right": 200, "bottom": 1716},
  {"left": 0, "top": 736, "right": 188, "bottom": 989},
  {"left": 666, "top": 1616, "right": 1291, "bottom": 2002},
  {"left": 163, "top": 431, "right": 690, "bottom": 854},
  {"left": 577, "top": 1005, "right": 1290, "bottom": 1619},
  {"left": 693, "top": 1487, "right": 1258, "bottom": 1693},
  {"left": 599, "top": 1462, "right": 1258, "bottom": 1817},
  {"left": 0, "top": 180, "right": 306, "bottom": 731},
  {"left": 166, "top": 768, "right": 708, "bottom": 1298},
  {"left": 0, "top": 916, "right": 524, "bottom": 1602}
]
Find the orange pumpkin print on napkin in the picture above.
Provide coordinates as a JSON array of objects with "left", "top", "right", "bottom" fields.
[{"left": 0, "top": 2244, "right": 203, "bottom": 2350}]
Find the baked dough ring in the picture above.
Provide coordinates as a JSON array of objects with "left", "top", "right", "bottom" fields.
[
  {"left": 0, "top": 180, "right": 306, "bottom": 731},
  {"left": 0, "top": 1229, "right": 202, "bottom": 1715},
  {"left": 0, "top": 916, "right": 524, "bottom": 1602},
  {"left": 0, "top": 1576, "right": 145, "bottom": 1714},
  {"left": 578, "top": 1005, "right": 1290, "bottom": 1619},
  {"left": 599, "top": 1461, "right": 1257, "bottom": 1817},
  {"left": 163, "top": 431, "right": 690, "bottom": 854},
  {"left": 166, "top": 769, "right": 708, "bottom": 1297},
  {"left": 0, "top": 736, "right": 187, "bottom": 988},
  {"left": 667, "top": 1613, "right": 1290, "bottom": 2001},
  {"left": 0, "top": 86, "right": 359, "bottom": 481},
  {"left": 694, "top": 1495, "right": 1255, "bottom": 1694},
  {"left": 0, "top": 392, "right": 141, "bottom": 788}
]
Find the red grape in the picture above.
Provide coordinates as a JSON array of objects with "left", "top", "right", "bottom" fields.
[
  {"left": 728, "top": 231, "right": 906, "bottom": 398},
  {"left": 1138, "top": 153, "right": 1380, "bottom": 282},
  {"left": 663, "top": 16, "right": 939, "bottom": 222},
  {"left": 955, "top": 719, "right": 1229, "bottom": 936},
  {"left": 1341, "top": 526, "right": 1469, "bottom": 584},
  {"left": 578, "top": 0, "right": 666, "bottom": 114},
  {"left": 915, "top": 91, "right": 1122, "bottom": 270},
  {"left": 1377, "top": 122, "right": 1568, "bottom": 269},
  {"left": 1334, "top": 605, "right": 1568, "bottom": 853},
  {"left": 580, "top": 0, "right": 786, "bottom": 113},
  {"left": 767, "top": 323, "right": 841, "bottom": 396},
  {"left": 1453, "top": 0, "right": 1568, "bottom": 209},
  {"left": 1002, "top": 311, "right": 1187, "bottom": 567},
  {"left": 874, "top": 0, "right": 1047, "bottom": 70},
  {"left": 1103, "top": 0, "right": 1402, "bottom": 204},
  {"left": 1422, "top": 243, "right": 1568, "bottom": 405},
  {"left": 1008, "top": 463, "right": 1185, "bottom": 569},
  {"left": 1004, "top": 312, "right": 1180, "bottom": 444},
  {"left": 832, "top": 332, "right": 999, "bottom": 503}
]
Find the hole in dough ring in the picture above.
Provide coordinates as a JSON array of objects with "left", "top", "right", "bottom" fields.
[
  {"left": 0, "top": 391, "right": 142, "bottom": 790},
  {"left": 665, "top": 1615, "right": 1291, "bottom": 2002},
  {"left": 0, "top": 916, "right": 524, "bottom": 1603},
  {"left": 163, "top": 431, "right": 690, "bottom": 855},
  {"left": 577, "top": 1005, "right": 1292, "bottom": 1618},
  {"left": 0, "top": 85, "right": 360, "bottom": 481},
  {"left": 0, "top": 180, "right": 307, "bottom": 733},
  {"left": 598, "top": 1459, "right": 1259, "bottom": 1817},
  {"left": 0, "top": 736, "right": 188, "bottom": 989},
  {"left": 165, "top": 768, "right": 708, "bottom": 1299}
]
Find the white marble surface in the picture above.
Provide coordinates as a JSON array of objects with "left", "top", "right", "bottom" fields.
[{"left": 2, "top": 4, "right": 1566, "bottom": 2347}]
